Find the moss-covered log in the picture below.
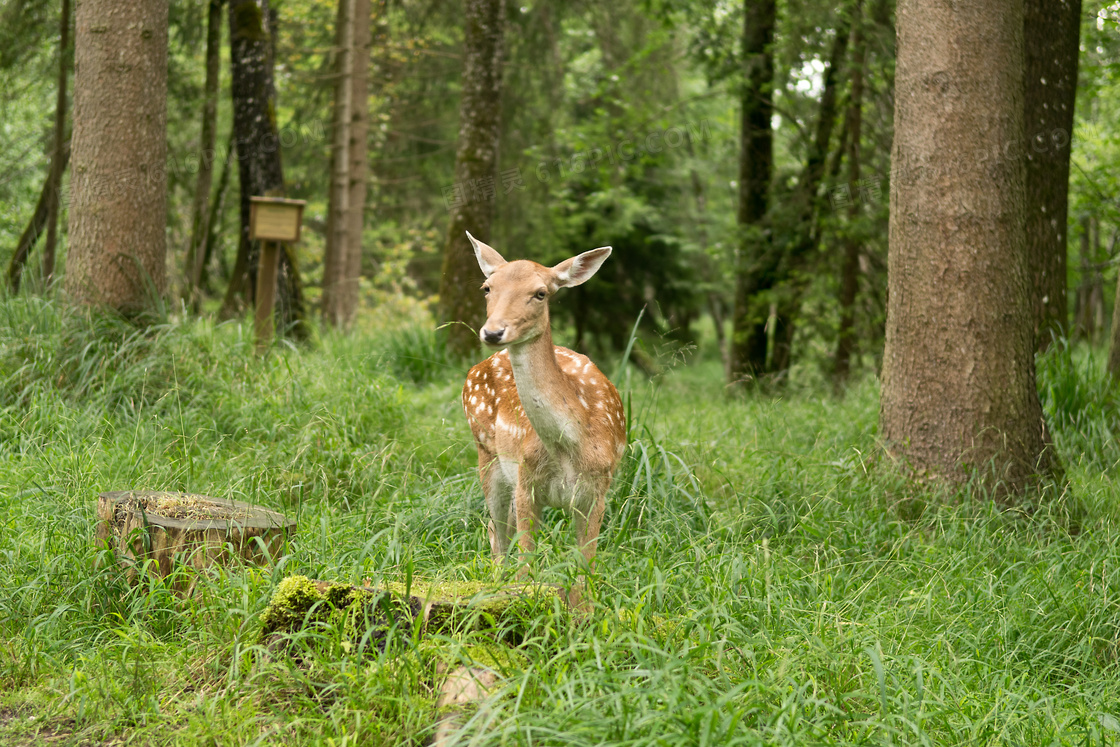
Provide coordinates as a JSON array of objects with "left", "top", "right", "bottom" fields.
[{"left": 258, "top": 576, "right": 565, "bottom": 648}]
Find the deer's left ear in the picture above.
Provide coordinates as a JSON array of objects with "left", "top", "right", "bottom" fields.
[{"left": 551, "top": 247, "right": 612, "bottom": 289}]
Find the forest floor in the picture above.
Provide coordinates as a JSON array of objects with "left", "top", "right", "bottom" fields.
[{"left": 2, "top": 297, "right": 1120, "bottom": 746}]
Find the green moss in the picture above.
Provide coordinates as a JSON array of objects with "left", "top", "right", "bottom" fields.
[
  {"left": 258, "top": 575, "right": 414, "bottom": 645},
  {"left": 258, "top": 575, "right": 323, "bottom": 639},
  {"left": 386, "top": 579, "right": 567, "bottom": 638}
]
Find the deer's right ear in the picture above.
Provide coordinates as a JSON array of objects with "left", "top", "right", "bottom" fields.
[{"left": 467, "top": 231, "right": 507, "bottom": 278}]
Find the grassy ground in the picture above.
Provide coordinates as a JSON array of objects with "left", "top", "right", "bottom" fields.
[{"left": 1, "top": 297, "right": 1119, "bottom": 746}]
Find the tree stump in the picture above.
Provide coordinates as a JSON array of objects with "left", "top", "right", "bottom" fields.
[{"left": 95, "top": 491, "right": 296, "bottom": 585}]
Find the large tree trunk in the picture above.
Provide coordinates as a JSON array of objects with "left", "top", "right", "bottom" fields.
[
  {"left": 834, "top": 0, "right": 865, "bottom": 388},
  {"left": 344, "top": 0, "right": 371, "bottom": 324},
  {"left": 322, "top": 0, "right": 354, "bottom": 328},
  {"left": 438, "top": 0, "right": 505, "bottom": 359},
  {"left": 221, "top": 0, "right": 308, "bottom": 338},
  {"left": 727, "top": 0, "right": 776, "bottom": 383},
  {"left": 184, "top": 0, "right": 224, "bottom": 308},
  {"left": 880, "top": 0, "right": 1055, "bottom": 493},
  {"left": 1024, "top": 0, "right": 1080, "bottom": 351},
  {"left": 66, "top": 0, "right": 168, "bottom": 313},
  {"left": 42, "top": 0, "right": 71, "bottom": 287},
  {"left": 7, "top": 141, "right": 70, "bottom": 293}
]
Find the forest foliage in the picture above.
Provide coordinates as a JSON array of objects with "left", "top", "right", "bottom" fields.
[{"left": 1, "top": 0, "right": 1113, "bottom": 375}]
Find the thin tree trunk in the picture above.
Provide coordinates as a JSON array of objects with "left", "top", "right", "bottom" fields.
[
  {"left": 438, "top": 0, "right": 505, "bottom": 358},
  {"left": 1106, "top": 231, "right": 1120, "bottom": 379},
  {"left": 343, "top": 0, "right": 371, "bottom": 325},
  {"left": 42, "top": 0, "right": 71, "bottom": 287},
  {"left": 66, "top": 0, "right": 168, "bottom": 313},
  {"left": 1024, "top": 0, "right": 1080, "bottom": 351},
  {"left": 731, "top": 2, "right": 852, "bottom": 382},
  {"left": 222, "top": 0, "right": 307, "bottom": 338},
  {"left": 1090, "top": 216, "right": 1105, "bottom": 341},
  {"left": 1075, "top": 214, "right": 1092, "bottom": 338},
  {"left": 185, "top": 0, "right": 224, "bottom": 307},
  {"left": 322, "top": 0, "right": 354, "bottom": 327},
  {"left": 198, "top": 136, "right": 234, "bottom": 303},
  {"left": 834, "top": 0, "right": 865, "bottom": 388},
  {"left": 7, "top": 141, "right": 70, "bottom": 293},
  {"left": 880, "top": 0, "right": 1055, "bottom": 493},
  {"left": 728, "top": 0, "right": 776, "bottom": 383}
]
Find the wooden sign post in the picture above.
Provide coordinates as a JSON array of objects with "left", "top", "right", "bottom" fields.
[{"left": 249, "top": 197, "right": 306, "bottom": 352}]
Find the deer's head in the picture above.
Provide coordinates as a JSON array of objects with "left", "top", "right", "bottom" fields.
[{"left": 467, "top": 231, "right": 612, "bottom": 349}]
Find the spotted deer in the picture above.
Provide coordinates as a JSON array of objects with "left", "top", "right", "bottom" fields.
[{"left": 461, "top": 232, "right": 627, "bottom": 601}]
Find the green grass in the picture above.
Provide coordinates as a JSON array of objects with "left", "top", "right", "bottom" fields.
[{"left": 2, "top": 296, "right": 1120, "bottom": 745}]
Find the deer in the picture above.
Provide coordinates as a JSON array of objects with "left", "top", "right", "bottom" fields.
[{"left": 461, "top": 232, "right": 627, "bottom": 607}]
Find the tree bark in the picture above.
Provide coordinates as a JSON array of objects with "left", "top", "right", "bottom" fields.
[
  {"left": 66, "top": 0, "right": 168, "bottom": 313},
  {"left": 42, "top": 0, "right": 71, "bottom": 287},
  {"left": 184, "top": 0, "right": 224, "bottom": 308},
  {"left": 344, "top": 0, "right": 371, "bottom": 325},
  {"left": 222, "top": 0, "right": 308, "bottom": 338},
  {"left": 834, "top": 1, "right": 865, "bottom": 388},
  {"left": 322, "top": 0, "right": 354, "bottom": 328},
  {"left": 1023, "top": 0, "right": 1080, "bottom": 351},
  {"left": 727, "top": 0, "right": 776, "bottom": 383},
  {"left": 7, "top": 141, "right": 70, "bottom": 293},
  {"left": 438, "top": 0, "right": 505, "bottom": 359},
  {"left": 880, "top": 0, "right": 1055, "bottom": 493}
]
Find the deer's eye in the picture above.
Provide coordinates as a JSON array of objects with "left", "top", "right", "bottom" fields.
[
  {"left": 482, "top": 285, "right": 490, "bottom": 295},
  {"left": 534, "top": 289, "right": 547, "bottom": 300}
]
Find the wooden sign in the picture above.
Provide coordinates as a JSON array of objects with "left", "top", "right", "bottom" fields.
[{"left": 249, "top": 196, "right": 306, "bottom": 242}]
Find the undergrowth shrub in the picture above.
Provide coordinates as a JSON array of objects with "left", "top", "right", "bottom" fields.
[{"left": 1037, "top": 339, "right": 1120, "bottom": 469}]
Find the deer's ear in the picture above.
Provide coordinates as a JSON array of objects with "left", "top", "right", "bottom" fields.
[
  {"left": 551, "top": 247, "right": 612, "bottom": 289},
  {"left": 467, "top": 231, "right": 507, "bottom": 278}
]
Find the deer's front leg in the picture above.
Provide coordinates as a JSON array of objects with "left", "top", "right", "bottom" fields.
[
  {"left": 572, "top": 490, "right": 606, "bottom": 569},
  {"left": 483, "top": 454, "right": 515, "bottom": 558},
  {"left": 513, "top": 478, "right": 540, "bottom": 578}
]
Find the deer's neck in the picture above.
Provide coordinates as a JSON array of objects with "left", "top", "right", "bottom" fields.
[{"left": 507, "top": 327, "right": 580, "bottom": 450}]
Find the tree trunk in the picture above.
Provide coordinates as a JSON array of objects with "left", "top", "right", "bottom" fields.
[
  {"left": 834, "top": 1, "right": 865, "bottom": 388},
  {"left": 7, "top": 141, "right": 70, "bottom": 293},
  {"left": 344, "top": 0, "right": 371, "bottom": 325},
  {"left": 222, "top": 0, "right": 308, "bottom": 338},
  {"left": 66, "top": 0, "right": 168, "bottom": 313},
  {"left": 727, "top": 0, "right": 775, "bottom": 384},
  {"left": 731, "top": 1, "right": 851, "bottom": 383},
  {"left": 322, "top": 0, "right": 354, "bottom": 328},
  {"left": 42, "top": 0, "right": 71, "bottom": 287},
  {"left": 1074, "top": 213, "right": 1091, "bottom": 337},
  {"left": 1023, "top": 0, "right": 1080, "bottom": 351},
  {"left": 1090, "top": 216, "right": 1105, "bottom": 341},
  {"left": 1107, "top": 233, "right": 1120, "bottom": 380},
  {"left": 880, "top": 0, "right": 1055, "bottom": 493},
  {"left": 184, "top": 0, "right": 224, "bottom": 308},
  {"left": 200, "top": 137, "right": 235, "bottom": 296},
  {"left": 438, "top": 0, "right": 505, "bottom": 359}
]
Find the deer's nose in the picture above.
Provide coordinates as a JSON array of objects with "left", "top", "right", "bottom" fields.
[{"left": 481, "top": 327, "right": 505, "bottom": 345}]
